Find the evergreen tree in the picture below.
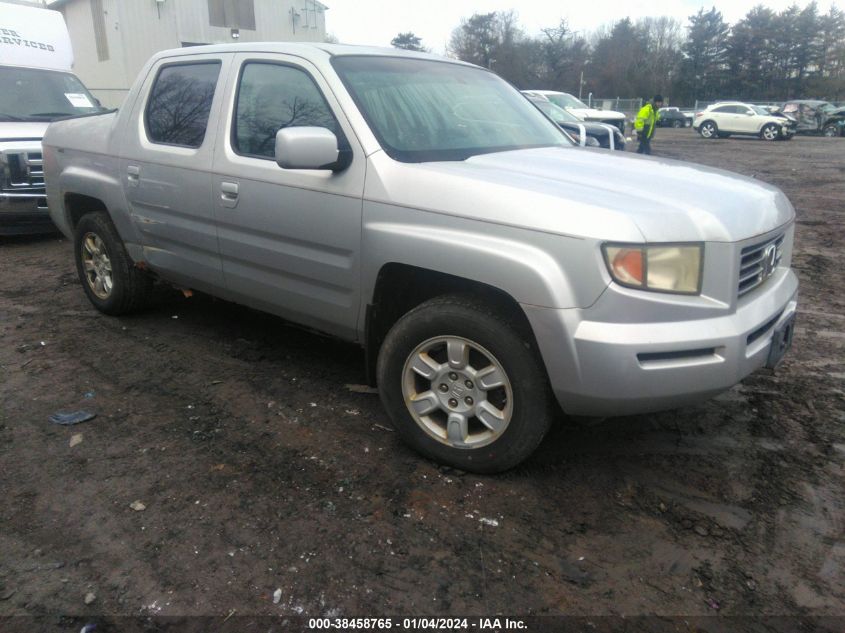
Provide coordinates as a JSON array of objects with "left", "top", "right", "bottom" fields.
[{"left": 390, "top": 32, "right": 428, "bottom": 52}]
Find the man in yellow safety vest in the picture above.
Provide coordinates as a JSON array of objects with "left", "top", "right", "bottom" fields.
[{"left": 634, "top": 94, "right": 664, "bottom": 155}]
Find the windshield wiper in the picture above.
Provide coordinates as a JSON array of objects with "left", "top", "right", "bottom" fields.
[
  {"left": 0, "top": 113, "right": 27, "bottom": 121},
  {"left": 28, "top": 112, "right": 77, "bottom": 119}
]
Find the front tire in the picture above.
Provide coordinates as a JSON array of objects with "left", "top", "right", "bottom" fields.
[
  {"left": 699, "top": 121, "right": 718, "bottom": 138},
  {"left": 376, "top": 295, "right": 555, "bottom": 473},
  {"left": 74, "top": 212, "right": 153, "bottom": 315},
  {"left": 760, "top": 123, "right": 780, "bottom": 141},
  {"left": 672, "top": 119, "right": 683, "bottom": 128}
]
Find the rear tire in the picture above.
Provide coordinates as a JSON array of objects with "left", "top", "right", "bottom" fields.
[
  {"left": 74, "top": 212, "right": 153, "bottom": 315},
  {"left": 822, "top": 124, "right": 839, "bottom": 137},
  {"left": 376, "top": 294, "right": 555, "bottom": 473},
  {"left": 672, "top": 119, "right": 683, "bottom": 128},
  {"left": 699, "top": 121, "right": 718, "bottom": 138}
]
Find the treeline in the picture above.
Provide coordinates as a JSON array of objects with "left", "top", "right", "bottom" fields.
[{"left": 400, "top": 3, "right": 845, "bottom": 105}]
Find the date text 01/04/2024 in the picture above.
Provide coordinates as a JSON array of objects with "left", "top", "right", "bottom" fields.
[{"left": 307, "top": 618, "right": 527, "bottom": 630}]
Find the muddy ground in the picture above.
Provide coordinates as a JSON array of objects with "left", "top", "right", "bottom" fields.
[{"left": 1, "top": 129, "right": 843, "bottom": 628}]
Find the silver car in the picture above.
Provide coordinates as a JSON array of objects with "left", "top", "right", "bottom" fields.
[{"left": 43, "top": 45, "right": 798, "bottom": 472}]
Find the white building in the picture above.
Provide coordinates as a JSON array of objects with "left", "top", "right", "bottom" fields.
[{"left": 48, "top": 0, "right": 328, "bottom": 107}]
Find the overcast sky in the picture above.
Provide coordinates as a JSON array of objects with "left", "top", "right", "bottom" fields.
[{"left": 326, "top": 0, "right": 835, "bottom": 54}]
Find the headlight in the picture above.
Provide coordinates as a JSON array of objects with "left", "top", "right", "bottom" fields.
[
  {"left": 602, "top": 243, "right": 703, "bottom": 294},
  {"left": 585, "top": 136, "right": 601, "bottom": 147}
]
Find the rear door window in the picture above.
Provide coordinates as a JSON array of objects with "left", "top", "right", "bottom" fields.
[{"left": 145, "top": 62, "right": 222, "bottom": 148}]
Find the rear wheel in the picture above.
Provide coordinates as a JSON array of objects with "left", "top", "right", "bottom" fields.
[
  {"left": 672, "top": 119, "right": 683, "bottom": 128},
  {"left": 699, "top": 121, "right": 718, "bottom": 138},
  {"left": 74, "top": 212, "right": 153, "bottom": 315},
  {"left": 376, "top": 295, "right": 555, "bottom": 473},
  {"left": 822, "top": 124, "right": 839, "bottom": 137},
  {"left": 760, "top": 123, "right": 780, "bottom": 141}
]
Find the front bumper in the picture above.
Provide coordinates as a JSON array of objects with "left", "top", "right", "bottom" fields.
[
  {"left": 0, "top": 192, "right": 55, "bottom": 235},
  {"left": 523, "top": 267, "right": 799, "bottom": 417}
]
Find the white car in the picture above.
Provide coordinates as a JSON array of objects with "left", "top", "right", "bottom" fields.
[
  {"left": 523, "top": 90, "right": 626, "bottom": 133},
  {"left": 693, "top": 102, "right": 795, "bottom": 141}
]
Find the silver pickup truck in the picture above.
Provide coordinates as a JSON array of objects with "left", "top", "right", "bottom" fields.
[{"left": 43, "top": 44, "right": 798, "bottom": 472}]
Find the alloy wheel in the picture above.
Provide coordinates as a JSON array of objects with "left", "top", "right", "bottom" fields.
[
  {"left": 81, "top": 233, "right": 114, "bottom": 300},
  {"left": 402, "top": 336, "right": 513, "bottom": 449}
]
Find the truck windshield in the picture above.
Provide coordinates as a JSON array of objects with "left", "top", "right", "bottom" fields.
[
  {"left": 0, "top": 67, "right": 103, "bottom": 122},
  {"left": 546, "top": 93, "right": 589, "bottom": 109},
  {"left": 331, "top": 56, "right": 570, "bottom": 162},
  {"left": 535, "top": 100, "right": 581, "bottom": 123}
]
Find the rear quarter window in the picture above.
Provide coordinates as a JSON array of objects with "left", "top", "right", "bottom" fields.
[{"left": 145, "top": 61, "right": 222, "bottom": 148}]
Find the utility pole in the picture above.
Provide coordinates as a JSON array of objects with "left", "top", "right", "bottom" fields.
[{"left": 578, "top": 70, "right": 585, "bottom": 100}]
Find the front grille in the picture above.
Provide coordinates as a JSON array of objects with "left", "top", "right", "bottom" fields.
[
  {"left": 2, "top": 151, "right": 44, "bottom": 192},
  {"left": 738, "top": 233, "right": 785, "bottom": 298}
]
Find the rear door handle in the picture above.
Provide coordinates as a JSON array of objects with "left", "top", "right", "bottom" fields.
[
  {"left": 220, "top": 181, "right": 239, "bottom": 208},
  {"left": 126, "top": 165, "right": 140, "bottom": 186}
]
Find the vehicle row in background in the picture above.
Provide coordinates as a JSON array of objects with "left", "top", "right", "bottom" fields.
[
  {"left": 693, "top": 102, "right": 796, "bottom": 141},
  {"left": 523, "top": 93, "right": 625, "bottom": 150},
  {"left": 522, "top": 90, "right": 627, "bottom": 134}
]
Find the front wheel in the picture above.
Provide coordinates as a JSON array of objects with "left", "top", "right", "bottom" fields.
[
  {"left": 822, "top": 124, "right": 840, "bottom": 137},
  {"left": 760, "top": 123, "right": 780, "bottom": 141},
  {"left": 672, "top": 119, "right": 683, "bottom": 128},
  {"left": 698, "top": 121, "right": 718, "bottom": 138},
  {"left": 74, "top": 212, "right": 153, "bottom": 315},
  {"left": 376, "top": 295, "right": 555, "bottom": 473}
]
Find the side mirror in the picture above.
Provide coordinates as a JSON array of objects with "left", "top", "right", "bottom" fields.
[{"left": 274, "top": 127, "right": 351, "bottom": 172}]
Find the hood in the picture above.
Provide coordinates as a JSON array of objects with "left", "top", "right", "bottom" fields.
[
  {"left": 569, "top": 107, "right": 625, "bottom": 121},
  {"left": 0, "top": 121, "right": 49, "bottom": 143},
  {"left": 368, "top": 147, "right": 794, "bottom": 243}
]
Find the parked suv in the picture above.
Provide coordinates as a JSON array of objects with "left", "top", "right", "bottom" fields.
[
  {"left": 523, "top": 90, "right": 627, "bottom": 133},
  {"left": 657, "top": 107, "right": 692, "bottom": 128},
  {"left": 523, "top": 92, "right": 626, "bottom": 150},
  {"left": 44, "top": 45, "right": 798, "bottom": 472},
  {"left": 694, "top": 102, "right": 795, "bottom": 140}
]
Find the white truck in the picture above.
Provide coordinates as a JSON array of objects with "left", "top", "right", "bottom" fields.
[{"left": 0, "top": 1, "right": 102, "bottom": 235}]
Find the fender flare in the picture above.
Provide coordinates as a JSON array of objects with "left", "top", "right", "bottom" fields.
[{"left": 360, "top": 220, "right": 598, "bottom": 314}]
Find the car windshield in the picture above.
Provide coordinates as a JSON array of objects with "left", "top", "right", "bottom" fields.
[
  {"left": 535, "top": 100, "right": 580, "bottom": 123},
  {"left": 751, "top": 105, "right": 771, "bottom": 115},
  {"left": 545, "top": 93, "right": 589, "bottom": 109},
  {"left": 332, "top": 56, "right": 569, "bottom": 162},
  {"left": 0, "top": 67, "right": 102, "bottom": 122}
]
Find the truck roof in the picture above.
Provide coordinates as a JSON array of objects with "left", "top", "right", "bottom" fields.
[{"left": 148, "top": 42, "right": 474, "bottom": 67}]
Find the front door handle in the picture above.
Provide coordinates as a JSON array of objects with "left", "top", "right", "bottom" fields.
[
  {"left": 127, "top": 165, "right": 140, "bottom": 186},
  {"left": 220, "top": 181, "right": 239, "bottom": 208}
]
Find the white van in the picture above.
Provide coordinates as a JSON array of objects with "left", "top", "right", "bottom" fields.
[{"left": 1, "top": 1, "right": 103, "bottom": 235}]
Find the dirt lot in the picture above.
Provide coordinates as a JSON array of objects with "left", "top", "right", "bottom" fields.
[{"left": 1, "top": 129, "right": 843, "bottom": 628}]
